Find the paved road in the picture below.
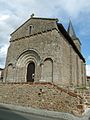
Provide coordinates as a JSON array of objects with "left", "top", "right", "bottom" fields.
[{"left": 0, "top": 108, "right": 66, "bottom": 120}]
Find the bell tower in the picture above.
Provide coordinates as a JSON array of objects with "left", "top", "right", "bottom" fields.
[{"left": 67, "top": 20, "right": 81, "bottom": 52}]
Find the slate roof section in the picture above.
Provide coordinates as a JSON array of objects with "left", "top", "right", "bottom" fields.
[
  {"left": 57, "top": 23, "right": 85, "bottom": 63},
  {"left": 0, "top": 68, "right": 3, "bottom": 70},
  {"left": 67, "top": 20, "right": 77, "bottom": 39},
  {"left": 67, "top": 20, "right": 81, "bottom": 45},
  {"left": 87, "top": 76, "right": 90, "bottom": 79},
  {"left": 10, "top": 17, "right": 85, "bottom": 63}
]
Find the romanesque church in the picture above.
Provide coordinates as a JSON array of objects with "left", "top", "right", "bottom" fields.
[{"left": 3, "top": 16, "right": 86, "bottom": 88}]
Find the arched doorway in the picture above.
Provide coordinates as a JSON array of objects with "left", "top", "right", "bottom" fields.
[{"left": 27, "top": 62, "right": 35, "bottom": 82}]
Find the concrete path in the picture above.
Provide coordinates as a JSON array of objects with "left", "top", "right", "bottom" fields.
[
  {"left": 0, "top": 108, "right": 67, "bottom": 120},
  {"left": 0, "top": 103, "right": 90, "bottom": 120}
]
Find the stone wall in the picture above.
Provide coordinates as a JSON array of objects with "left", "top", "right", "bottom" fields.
[
  {"left": 76, "top": 88, "right": 90, "bottom": 108},
  {"left": 3, "top": 17, "right": 86, "bottom": 88},
  {"left": 11, "top": 18, "right": 58, "bottom": 41},
  {"left": 4, "top": 29, "right": 72, "bottom": 85},
  {"left": 0, "top": 70, "right": 2, "bottom": 81},
  {"left": 0, "top": 82, "right": 84, "bottom": 115},
  {"left": 87, "top": 76, "right": 90, "bottom": 87},
  {"left": 0, "top": 69, "right": 3, "bottom": 81}
]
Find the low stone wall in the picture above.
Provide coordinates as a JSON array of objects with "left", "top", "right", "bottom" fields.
[
  {"left": 76, "top": 89, "right": 90, "bottom": 108},
  {"left": 0, "top": 82, "right": 84, "bottom": 115}
]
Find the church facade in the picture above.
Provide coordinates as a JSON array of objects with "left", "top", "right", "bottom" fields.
[{"left": 3, "top": 16, "right": 86, "bottom": 87}]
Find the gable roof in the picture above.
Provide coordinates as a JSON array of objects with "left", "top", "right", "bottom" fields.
[
  {"left": 11, "top": 17, "right": 58, "bottom": 36},
  {"left": 10, "top": 17, "right": 58, "bottom": 41},
  {"left": 10, "top": 16, "right": 85, "bottom": 63}
]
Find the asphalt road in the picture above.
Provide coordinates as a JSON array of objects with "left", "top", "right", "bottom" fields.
[{"left": 0, "top": 108, "right": 66, "bottom": 120}]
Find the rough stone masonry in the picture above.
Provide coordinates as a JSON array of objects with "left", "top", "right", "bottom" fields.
[
  {"left": 0, "top": 16, "right": 88, "bottom": 116},
  {"left": 3, "top": 16, "right": 86, "bottom": 88},
  {"left": 0, "top": 82, "right": 84, "bottom": 116}
]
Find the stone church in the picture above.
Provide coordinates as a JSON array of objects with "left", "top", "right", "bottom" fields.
[{"left": 3, "top": 16, "right": 86, "bottom": 87}]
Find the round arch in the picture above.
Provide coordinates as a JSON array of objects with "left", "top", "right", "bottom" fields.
[
  {"left": 15, "top": 49, "right": 41, "bottom": 82},
  {"left": 16, "top": 49, "right": 41, "bottom": 67},
  {"left": 43, "top": 58, "right": 53, "bottom": 82}
]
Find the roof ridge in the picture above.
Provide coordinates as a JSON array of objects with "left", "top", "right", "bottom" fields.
[
  {"left": 11, "top": 17, "right": 58, "bottom": 36},
  {"left": 31, "top": 17, "right": 58, "bottom": 21}
]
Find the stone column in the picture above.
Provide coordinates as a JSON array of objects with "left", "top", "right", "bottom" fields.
[
  {"left": 40, "top": 62, "right": 46, "bottom": 82},
  {"left": 76, "top": 55, "right": 79, "bottom": 86},
  {"left": 83, "top": 63, "right": 86, "bottom": 87},
  {"left": 70, "top": 46, "right": 73, "bottom": 87}
]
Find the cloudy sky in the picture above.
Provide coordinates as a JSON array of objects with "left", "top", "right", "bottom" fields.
[{"left": 0, "top": 0, "right": 90, "bottom": 75}]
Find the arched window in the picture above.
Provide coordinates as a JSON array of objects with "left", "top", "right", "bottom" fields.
[
  {"left": 43, "top": 58, "right": 53, "bottom": 82},
  {"left": 7, "top": 63, "right": 13, "bottom": 81}
]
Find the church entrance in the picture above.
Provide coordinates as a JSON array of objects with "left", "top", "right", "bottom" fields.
[{"left": 27, "top": 62, "right": 35, "bottom": 82}]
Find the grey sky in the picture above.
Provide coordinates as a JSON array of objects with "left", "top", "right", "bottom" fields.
[{"left": 0, "top": 0, "right": 90, "bottom": 75}]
